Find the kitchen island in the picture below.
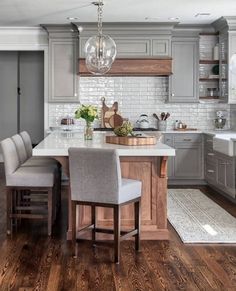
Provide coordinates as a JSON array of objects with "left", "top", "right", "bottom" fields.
[{"left": 33, "top": 131, "right": 175, "bottom": 240}]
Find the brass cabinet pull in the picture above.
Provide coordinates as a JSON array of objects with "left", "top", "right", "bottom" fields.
[{"left": 207, "top": 169, "right": 214, "bottom": 173}]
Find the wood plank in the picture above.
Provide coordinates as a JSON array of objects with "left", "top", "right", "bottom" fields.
[{"left": 78, "top": 58, "right": 172, "bottom": 76}]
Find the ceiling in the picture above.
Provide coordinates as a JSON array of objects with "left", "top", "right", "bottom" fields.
[{"left": 0, "top": 0, "right": 236, "bottom": 26}]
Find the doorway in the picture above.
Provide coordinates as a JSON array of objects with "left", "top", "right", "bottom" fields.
[{"left": 0, "top": 51, "right": 44, "bottom": 146}]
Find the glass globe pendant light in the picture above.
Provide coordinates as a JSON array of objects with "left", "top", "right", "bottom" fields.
[{"left": 84, "top": 0, "right": 117, "bottom": 75}]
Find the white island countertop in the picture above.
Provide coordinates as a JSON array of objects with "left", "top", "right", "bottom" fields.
[{"left": 33, "top": 131, "right": 175, "bottom": 157}]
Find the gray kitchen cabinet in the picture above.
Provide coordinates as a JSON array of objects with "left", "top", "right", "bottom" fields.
[
  {"left": 174, "top": 144, "right": 202, "bottom": 179},
  {"left": 80, "top": 37, "right": 151, "bottom": 58},
  {"left": 43, "top": 25, "right": 79, "bottom": 103},
  {"left": 164, "top": 133, "right": 203, "bottom": 182},
  {"left": 169, "top": 39, "right": 198, "bottom": 102},
  {"left": 49, "top": 38, "right": 79, "bottom": 102},
  {"left": 80, "top": 36, "right": 170, "bottom": 58},
  {"left": 204, "top": 133, "right": 236, "bottom": 199},
  {"left": 152, "top": 38, "right": 170, "bottom": 57},
  {"left": 215, "top": 154, "right": 235, "bottom": 198}
]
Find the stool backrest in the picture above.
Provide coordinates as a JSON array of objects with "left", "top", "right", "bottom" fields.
[
  {"left": 0, "top": 138, "right": 20, "bottom": 176},
  {"left": 69, "top": 148, "right": 122, "bottom": 204},
  {"left": 11, "top": 134, "right": 28, "bottom": 164},
  {"left": 20, "top": 131, "right": 32, "bottom": 158}
]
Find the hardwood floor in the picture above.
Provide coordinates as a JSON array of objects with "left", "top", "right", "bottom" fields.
[{"left": 0, "top": 166, "right": 236, "bottom": 290}]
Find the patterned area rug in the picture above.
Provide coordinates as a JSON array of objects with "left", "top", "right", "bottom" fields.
[{"left": 168, "top": 189, "right": 236, "bottom": 243}]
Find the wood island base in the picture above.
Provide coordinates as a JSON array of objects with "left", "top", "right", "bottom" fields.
[{"left": 54, "top": 156, "right": 169, "bottom": 241}]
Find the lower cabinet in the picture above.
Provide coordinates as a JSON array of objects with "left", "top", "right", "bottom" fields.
[
  {"left": 164, "top": 133, "right": 203, "bottom": 182},
  {"left": 204, "top": 134, "right": 236, "bottom": 199}
]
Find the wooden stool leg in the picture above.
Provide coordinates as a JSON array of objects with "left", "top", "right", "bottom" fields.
[
  {"left": 134, "top": 199, "right": 141, "bottom": 252},
  {"left": 6, "top": 188, "right": 13, "bottom": 235},
  {"left": 91, "top": 205, "right": 96, "bottom": 245},
  {"left": 47, "top": 188, "right": 53, "bottom": 236},
  {"left": 57, "top": 168, "right": 62, "bottom": 211},
  {"left": 71, "top": 201, "right": 78, "bottom": 258},
  {"left": 114, "top": 205, "right": 121, "bottom": 264}
]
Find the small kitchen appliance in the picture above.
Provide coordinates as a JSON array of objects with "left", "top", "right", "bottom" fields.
[
  {"left": 136, "top": 114, "right": 150, "bottom": 129},
  {"left": 214, "top": 110, "right": 227, "bottom": 130}
]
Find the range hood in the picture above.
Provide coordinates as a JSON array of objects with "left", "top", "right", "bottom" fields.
[{"left": 78, "top": 58, "right": 172, "bottom": 76}]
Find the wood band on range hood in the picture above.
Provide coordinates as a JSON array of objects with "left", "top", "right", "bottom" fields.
[{"left": 78, "top": 58, "right": 172, "bottom": 76}]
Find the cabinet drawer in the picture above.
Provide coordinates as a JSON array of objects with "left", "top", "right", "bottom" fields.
[
  {"left": 205, "top": 162, "right": 217, "bottom": 183},
  {"left": 174, "top": 134, "right": 202, "bottom": 143},
  {"left": 164, "top": 135, "right": 173, "bottom": 146},
  {"left": 204, "top": 135, "right": 214, "bottom": 149},
  {"left": 205, "top": 152, "right": 216, "bottom": 165}
]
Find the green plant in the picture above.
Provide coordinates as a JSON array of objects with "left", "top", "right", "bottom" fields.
[
  {"left": 114, "top": 121, "right": 134, "bottom": 137},
  {"left": 75, "top": 104, "right": 98, "bottom": 123}
]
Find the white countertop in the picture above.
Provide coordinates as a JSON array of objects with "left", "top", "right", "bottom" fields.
[{"left": 34, "top": 131, "right": 176, "bottom": 157}]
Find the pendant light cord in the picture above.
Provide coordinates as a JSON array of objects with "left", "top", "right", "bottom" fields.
[{"left": 97, "top": 0, "right": 103, "bottom": 36}]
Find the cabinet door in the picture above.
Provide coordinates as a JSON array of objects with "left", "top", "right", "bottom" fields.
[
  {"left": 215, "top": 153, "right": 235, "bottom": 198},
  {"left": 152, "top": 38, "right": 170, "bottom": 57},
  {"left": 174, "top": 143, "right": 202, "bottom": 179},
  {"left": 217, "top": 157, "right": 226, "bottom": 187},
  {"left": 225, "top": 161, "right": 235, "bottom": 197},
  {"left": 49, "top": 39, "right": 79, "bottom": 102},
  {"left": 80, "top": 37, "right": 151, "bottom": 58},
  {"left": 169, "top": 40, "right": 198, "bottom": 102}
]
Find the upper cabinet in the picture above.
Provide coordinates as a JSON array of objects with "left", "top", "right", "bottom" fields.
[
  {"left": 79, "top": 36, "right": 171, "bottom": 58},
  {"left": 169, "top": 38, "right": 198, "bottom": 103},
  {"left": 78, "top": 23, "right": 174, "bottom": 59},
  {"left": 43, "top": 25, "right": 79, "bottom": 103}
]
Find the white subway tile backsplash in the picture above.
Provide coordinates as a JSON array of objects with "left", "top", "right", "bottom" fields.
[{"left": 48, "top": 76, "right": 231, "bottom": 131}]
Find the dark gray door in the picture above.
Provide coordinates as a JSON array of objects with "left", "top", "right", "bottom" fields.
[
  {"left": 0, "top": 51, "right": 44, "bottom": 150},
  {"left": 19, "top": 51, "right": 44, "bottom": 144},
  {"left": 0, "top": 52, "right": 18, "bottom": 141}
]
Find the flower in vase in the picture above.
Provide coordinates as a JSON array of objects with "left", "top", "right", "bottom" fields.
[{"left": 75, "top": 104, "right": 98, "bottom": 124}]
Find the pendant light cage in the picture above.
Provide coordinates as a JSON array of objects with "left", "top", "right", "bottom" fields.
[{"left": 84, "top": 0, "right": 117, "bottom": 75}]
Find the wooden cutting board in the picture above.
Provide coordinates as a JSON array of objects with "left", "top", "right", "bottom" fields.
[
  {"left": 106, "top": 135, "right": 157, "bottom": 146},
  {"left": 101, "top": 97, "right": 119, "bottom": 128},
  {"left": 108, "top": 110, "right": 123, "bottom": 128}
]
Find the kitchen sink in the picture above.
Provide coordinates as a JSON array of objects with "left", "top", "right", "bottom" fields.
[{"left": 213, "top": 134, "right": 236, "bottom": 156}]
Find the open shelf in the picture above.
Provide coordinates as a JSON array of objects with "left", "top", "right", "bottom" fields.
[
  {"left": 199, "top": 78, "right": 219, "bottom": 81},
  {"left": 199, "top": 96, "right": 219, "bottom": 99},
  {"left": 199, "top": 60, "right": 219, "bottom": 64}
]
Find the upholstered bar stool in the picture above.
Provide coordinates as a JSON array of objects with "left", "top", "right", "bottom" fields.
[
  {"left": 69, "top": 147, "right": 142, "bottom": 263},
  {"left": 18, "top": 132, "right": 61, "bottom": 210},
  {"left": 20, "top": 131, "right": 60, "bottom": 168},
  {"left": 1, "top": 137, "right": 57, "bottom": 236}
]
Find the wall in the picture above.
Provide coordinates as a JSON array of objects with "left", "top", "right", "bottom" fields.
[{"left": 48, "top": 76, "right": 231, "bottom": 130}]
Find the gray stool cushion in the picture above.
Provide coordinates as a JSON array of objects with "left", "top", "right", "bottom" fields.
[
  {"left": 22, "top": 157, "right": 60, "bottom": 169},
  {"left": 7, "top": 166, "right": 55, "bottom": 187},
  {"left": 69, "top": 148, "right": 142, "bottom": 205},
  {"left": 119, "top": 178, "right": 142, "bottom": 204}
]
